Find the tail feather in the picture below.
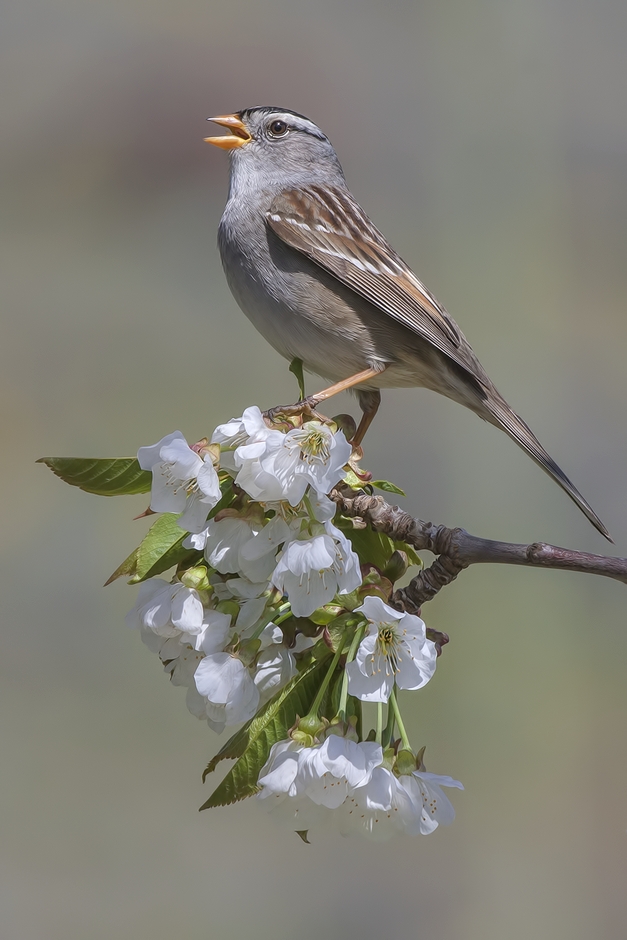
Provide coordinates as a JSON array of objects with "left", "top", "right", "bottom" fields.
[{"left": 483, "top": 396, "right": 611, "bottom": 541}]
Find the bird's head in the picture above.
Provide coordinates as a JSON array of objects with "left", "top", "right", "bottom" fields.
[{"left": 205, "top": 107, "right": 345, "bottom": 190}]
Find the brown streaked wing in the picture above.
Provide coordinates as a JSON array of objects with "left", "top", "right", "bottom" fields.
[{"left": 267, "top": 186, "right": 488, "bottom": 386}]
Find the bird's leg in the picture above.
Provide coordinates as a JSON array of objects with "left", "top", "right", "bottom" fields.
[
  {"left": 353, "top": 389, "right": 382, "bottom": 446},
  {"left": 264, "top": 366, "right": 384, "bottom": 427}
]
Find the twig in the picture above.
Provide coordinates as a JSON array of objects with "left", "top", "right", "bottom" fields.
[{"left": 330, "top": 488, "right": 627, "bottom": 613}]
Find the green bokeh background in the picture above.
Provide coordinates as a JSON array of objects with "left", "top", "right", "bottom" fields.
[{"left": 3, "top": 1, "right": 627, "bottom": 937}]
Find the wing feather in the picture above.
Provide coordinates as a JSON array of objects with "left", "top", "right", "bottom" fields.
[{"left": 267, "top": 185, "right": 487, "bottom": 386}]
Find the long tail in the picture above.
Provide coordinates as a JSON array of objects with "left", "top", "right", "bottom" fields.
[{"left": 483, "top": 394, "right": 611, "bottom": 541}]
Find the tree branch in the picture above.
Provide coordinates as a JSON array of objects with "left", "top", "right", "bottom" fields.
[{"left": 330, "top": 488, "right": 627, "bottom": 613}]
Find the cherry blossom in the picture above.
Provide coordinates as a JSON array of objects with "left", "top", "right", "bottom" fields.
[
  {"left": 137, "top": 431, "right": 221, "bottom": 533},
  {"left": 125, "top": 578, "right": 204, "bottom": 639},
  {"left": 271, "top": 523, "right": 361, "bottom": 617},
  {"left": 346, "top": 595, "right": 437, "bottom": 702}
]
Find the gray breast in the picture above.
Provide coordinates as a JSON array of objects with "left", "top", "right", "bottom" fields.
[{"left": 217, "top": 196, "right": 399, "bottom": 383}]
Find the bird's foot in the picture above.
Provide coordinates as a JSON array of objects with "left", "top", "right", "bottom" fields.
[{"left": 263, "top": 396, "right": 329, "bottom": 428}]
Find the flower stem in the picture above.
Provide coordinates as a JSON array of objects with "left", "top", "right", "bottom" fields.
[
  {"left": 376, "top": 702, "right": 383, "bottom": 744},
  {"left": 308, "top": 644, "right": 343, "bottom": 718},
  {"left": 389, "top": 687, "right": 411, "bottom": 750},
  {"left": 250, "top": 601, "right": 291, "bottom": 640},
  {"left": 337, "top": 623, "right": 365, "bottom": 722},
  {"left": 272, "top": 604, "right": 292, "bottom": 626},
  {"left": 381, "top": 701, "right": 396, "bottom": 749}
]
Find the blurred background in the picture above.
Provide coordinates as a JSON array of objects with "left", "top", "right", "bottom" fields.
[{"left": 2, "top": 0, "right": 627, "bottom": 937}]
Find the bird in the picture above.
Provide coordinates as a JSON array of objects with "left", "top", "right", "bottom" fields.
[{"left": 204, "top": 106, "right": 610, "bottom": 540}]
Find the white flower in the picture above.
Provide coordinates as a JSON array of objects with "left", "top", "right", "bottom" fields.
[
  {"left": 126, "top": 578, "right": 204, "bottom": 638},
  {"left": 256, "top": 741, "right": 329, "bottom": 831},
  {"left": 340, "top": 765, "right": 421, "bottom": 840},
  {"left": 160, "top": 639, "right": 208, "bottom": 719},
  {"left": 211, "top": 406, "right": 271, "bottom": 472},
  {"left": 225, "top": 577, "right": 270, "bottom": 630},
  {"left": 271, "top": 522, "right": 361, "bottom": 617},
  {"left": 137, "top": 432, "right": 221, "bottom": 533},
  {"left": 194, "top": 611, "right": 260, "bottom": 728},
  {"left": 306, "top": 491, "right": 337, "bottom": 523},
  {"left": 237, "top": 514, "right": 292, "bottom": 582},
  {"left": 298, "top": 735, "right": 383, "bottom": 809},
  {"left": 258, "top": 736, "right": 382, "bottom": 808},
  {"left": 253, "top": 624, "right": 315, "bottom": 702},
  {"left": 234, "top": 421, "right": 351, "bottom": 506},
  {"left": 192, "top": 514, "right": 263, "bottom": 574},
  {"left": 402, "top": 770, "right": 464, "bottom": 835},
  {"left": 346, "top": 595, "right": 437, "bottom": 702},
  {"left": 340, "top": 764, "right": 463, "bottom": 839}
]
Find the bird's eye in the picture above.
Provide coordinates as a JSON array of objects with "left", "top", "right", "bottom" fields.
[{"left": 268, "top": 119, "right": 289, "bottom": 138}]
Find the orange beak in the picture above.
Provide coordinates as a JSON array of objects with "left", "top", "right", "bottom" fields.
[{"left": 204, "top": 114, "right": 252, "bottom": 150}]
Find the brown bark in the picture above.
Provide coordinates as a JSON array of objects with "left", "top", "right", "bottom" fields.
[{"left": 330, "top": 488, "right": 627, "bottom": 613}]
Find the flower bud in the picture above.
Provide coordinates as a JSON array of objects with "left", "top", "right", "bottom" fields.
[
  {"left": 381, "top": 747, "right": 397, "bottom": 771},
  {"left": 309, "top": 604, "right": 345, "bottom": 625},
  {"left": 180, "top": 565, "right": 211, "bottom": 592},
  {"left": 291, "top": 714, "right": 328, "bottom": 746},
  {"left": 395, "top": 748, "right": 417, "bottom": 777}
]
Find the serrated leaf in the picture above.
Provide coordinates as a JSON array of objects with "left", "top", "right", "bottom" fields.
[
  {"left": 37, "top": 457, "right": 151, "bottom": 496},
  {"left": 129, "top": 514, "right": 192, "bottom": 583},
  {"left": 107, "top": 478, "right": 236, "bottom": 585},
  {"left": 200, "top": 657, "right": 330, "bottom": 809},
  {"left": 104, "top": 547, "right": 139, "bottom": 586},
  {"left": 370, "top": 479, "right": 406, "bottom": 497}
]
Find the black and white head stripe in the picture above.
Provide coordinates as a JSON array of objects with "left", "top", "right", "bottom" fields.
[{"left": 237, "top": 107, "right": 328, "bottom": 141}]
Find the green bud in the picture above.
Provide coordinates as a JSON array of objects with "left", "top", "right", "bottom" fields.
[
  {"left": 309, "top": 604, "right": 345, "bottom": 625},
  {"left": 381, "top": 747, "right": 397, "bottom": 771},
  {"left": 296, "top": 714, "right": 328, "bottom": 739},
  {"left": 180, "top": 565, "right": 211, "bottom": 592},
  {"left": 382, "top": 550, "right": 409, "bottom": 584},
  {"left": 395, "top": 748, "right": 416, "bottom": 776}
]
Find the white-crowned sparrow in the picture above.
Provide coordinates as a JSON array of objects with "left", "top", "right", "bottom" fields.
[{"left": 205, "top": 106, "right": 609, "bottom": 540}]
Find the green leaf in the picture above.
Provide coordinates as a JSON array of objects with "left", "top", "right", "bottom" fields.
[
  {"left": 393, "top": 541, "right": 423, "bottom": 568},
  {"left": 200, "top": 657, "right": 330, "bottom": 809},
  {"left": 342, "top": 468, "right": 363, "bottom": 491},
  {"left": 288, "top": 358, "right": 306, "bottom": 400},
  {"left": 335, "top": 517, "right": 395, "bottom": 570},
  {"left": 37, "top": 456, "right": 151, "bottom": 496},
  {"left": 104, "top": 547, "right": 139, "bottom": 586},
  {"left": 129, "top": 513, "right": 194, "bottom": 584},
  {"left": 370, "top": 479, "right": 406, "bottom": 497},
  {"left": 106, "top": 478, "right": 236, "bottom": 585}
]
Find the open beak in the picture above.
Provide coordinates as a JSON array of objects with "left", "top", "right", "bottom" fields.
[{"left": 204, "top": 114, "right": 252, "bottom": 150}]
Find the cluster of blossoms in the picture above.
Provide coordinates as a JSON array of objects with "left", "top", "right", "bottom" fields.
[{"left": 124, "top": 404, "right": 462, "bottom": 839}]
